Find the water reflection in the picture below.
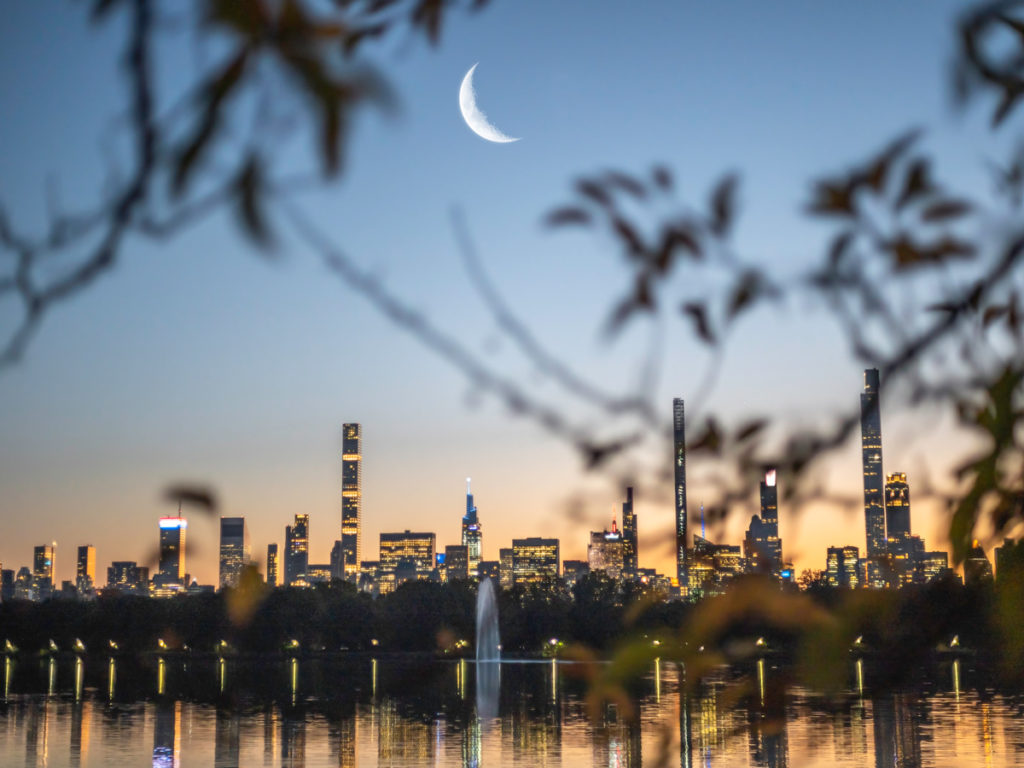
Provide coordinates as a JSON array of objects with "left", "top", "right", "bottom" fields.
[{"left": 0, "top": 656, "right": 1022, "bottom": 766}]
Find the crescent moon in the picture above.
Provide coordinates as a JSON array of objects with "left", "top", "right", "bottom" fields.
[{"left": 459, "top": 64, "right": 520, "bottom": 144}]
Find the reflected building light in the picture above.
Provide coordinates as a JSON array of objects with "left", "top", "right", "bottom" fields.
[
  {"left": 757, "top": 658, "right": 766, "bottom": 708},
  {"left": 218, "top": 658, "right": 226, "bottom": 694},
  {"left": 48, "top": 657, "right": 56, "bottom": 696},
  {"left": 952, "top": 660, "right": 961, "bottom": 702},
  {"left": 107, "top": 658, "right": 116, "bottom": 702},
  {"left": 3, "top": 657, "right": 10, "bottom": 700},
  {"left": 550, "top": 658, "right": 557, "bottom": 704},
  {"left": 371, "top": 658, "right": 377, "bottom": 699},
  {"left": 158, "top": 658, "right": 166, "bottom": 697},
  {"left": 290, "top": 658, "right": 298, "bottom": 708},
  {"left": 654, "top": 658, "right": 661, "bottom": 703},
  {"left": 856, "top": 659, "right": 864, "bottom": 698},
  {"left": 74, "top": 657, "right": 84, "bottom": 701}
]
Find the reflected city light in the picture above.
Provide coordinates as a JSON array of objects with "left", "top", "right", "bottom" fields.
[
  {"left": 3, "top": 658, "right": 10, "bottom": 700},
  {"left": 654, "top": 657, "right": 661, "bottom": 703},
  {"left": 74, "top": 657, "right": 84, "bottom": 701},
  {"left": 108, "top": 657, "right": 116, "bottom": 702},
  {"left": 371, "top": 658, "right": 378, "bottom": 699},
  {"left": 218, "top": 658, "right": 226, "bottom": 694},
  {"left": 952, "top": 659, "right": 961, "bottom": 701},
  {"left": 158, "top": 658, "right": 166, "bottom": 696},
  {"left": 290, "top": 658, "right": 298, "bottom": 707},
  {"left": 47, "top": 657, "right": 56, "bottom": 696},
  {"left": 856, "top": 658, "right": 864, "bottom": 697}
]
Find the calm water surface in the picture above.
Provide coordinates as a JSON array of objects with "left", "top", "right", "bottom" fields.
[{"left": 1, "top": 654, "right": 1022, "bottom": 767}]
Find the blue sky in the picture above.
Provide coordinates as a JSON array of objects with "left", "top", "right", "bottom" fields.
[{"left": 0, "top": 0, "right": 997, "bottom": 583}]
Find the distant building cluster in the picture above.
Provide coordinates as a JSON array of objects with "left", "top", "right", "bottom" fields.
[{"left": 1, "top": 377, "right": 1014, "bottom": 605}]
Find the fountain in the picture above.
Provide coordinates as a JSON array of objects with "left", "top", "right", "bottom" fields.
[
  {"left": 476, "top": 577, "right": 501, "bottom": 663},
  {"left": 475, "top": 577, "right": 501, "bottom": 722}
]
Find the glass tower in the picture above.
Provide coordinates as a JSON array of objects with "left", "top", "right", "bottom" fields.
[
  {"left": 267, "top": 543, "right": 280, "bottom": 587},
  {"left": 76, "top": 545, "right": 96, "bottom": 592},
  {"left": 285, "top": 514, "right": 309, "bottom": 586},
  {"left": 673, "top": 398, "right": 688, "bottom": 589},
  {"left": 461, "top": 478, "right": 482, "bottom": 576},
  {"left": 157, "top": 518, "right": 187, "bottom": 586},
  {"left": 621, "top": 487, "right": 638, "bottom": 576},
  {"left": 860, "top": 369, "right": 887, "bottom": 588},
  {"left": 218, "top": 517, "right": 249, "bottom": 589},
  {"left": 341, "top": 423, "right": 361, "bottom": 581}
]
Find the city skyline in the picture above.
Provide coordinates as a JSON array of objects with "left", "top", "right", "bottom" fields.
[{"left": 0, "top": 372, "right": 981, "bottom": 593}]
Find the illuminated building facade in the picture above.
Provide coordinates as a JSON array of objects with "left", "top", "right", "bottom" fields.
[
  {"left": 266, "top": 543, "right": 280, "bottom": 587},
  {"left": 107, "top": 561, "right": 148, "bottom": 593},
  {"left": 33, "top": 544, "right": 55, "bottom": 597},
  {"left": 826, "top": 545, "right": 861, "bottom": 589},
  {"left": 340, "top": 423, "right": 361, "bottom": 580},
  {"left": 218, "top": 517, "right": 249, "bottom": 589},
  {"left": 462, "top": 478, "right": 482, "bottom": 576},
  {"left": 692, "top": 535, "right": 743, "bottom": 595},
  {"left": 444, "top": 544, "right": 469, "bottom": 581},
  {"left": 379, "top": 531, "right": 436, "bottom": 592},
  {"left": 155, "top": 517, "right": 187, "bottom": 591},
  {"left": 285, "top": 514, "right": 309, "bottom": 586},
  {"left": 511, "top": 537, "right": 560, "bottom": 585},
  {"left": 587, "top": 520, "right": 624, "bottom": 580},
  {"left": 861, "top": 369, "right": 887, "bottom": 588},
  {"left": 918, "top": 550, "right": 949, "bottom": 582},
  {"left": 884, "top": 472, "right": 913, "bottom": 586},
  {"left": 673, "top": 397, "right": 689, "bottom": 589},
  {"left": 76, "top": 545, "right": 96, "bottom": 593},
  {"left": 621, "top": 487, "right": 638, "bottom": 576},
  {"left": 499, "top": 547, "right": 514, "bottom": 589}
]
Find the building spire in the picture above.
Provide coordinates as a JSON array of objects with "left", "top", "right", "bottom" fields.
[{"left": 466, "top": 476, "right": 472, "bottom": 496}]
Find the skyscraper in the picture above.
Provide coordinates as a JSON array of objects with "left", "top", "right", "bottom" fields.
[
  {"left": 587, "top": 520, "right": 624, "bottom": 579},
  {"left": 511, "top": 537, "right": 559, "bottom": 585},
  {"left": 884, "top": 472, "right": 911, "bottom": 539},
  {"left": 744, "top": 468, "right": 783, "bottom": 576},
  {"left": 826, "top": 546, "right": 861, "bottom": 589},
  {"left": 860, "top": 369, "right": 887, "bottom": 588},
  {"left": 462, "top": 478, "right": 482, "bottom": 575},
  {"left": 444, "top": 545, "right": 470, "bottom": 581},
  {"left": 267, "top": 543, "right": 280, "bottom": 587},
  {"left": 219, "top": 517, "right": 250, "bottom": 589},
  {"left": 33, "top": 543, "right": 55, "bottom": 598},
  {"left": 285, "top": 515, "right": 309, "bottom": 587},
  {"left": 76, "top": 545, "right": 96, "bottom": 593},
  {"left": 621, "top": 487, "right": 638, "bottom": 576},
  {"left": 673, "top": 398, "right": 688, "bottom": 589},
  {"left": 156, "top": 517, "right": 187, "bottom": 588},
  {"left": 340, "top": 423, "right": 361, "bottom": 581}
]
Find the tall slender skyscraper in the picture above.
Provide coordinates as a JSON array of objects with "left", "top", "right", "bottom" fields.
[
  {"left": 860, "top": 369, "right": 886, "bottom": 588},
  {"left": 76, "top": 545, "right": 96, "bottom": 592},
  {"left": 341, "top": 423, "right": 362, "bottom": 581},
  {"left": 285, "top": 514, "right": 309, "bottom": 586},
  {"left": 621, "top": 487, "right": 638, "bottom": 576},
  {"left": 219, "top": 517, "right": 250, "bottom": 589},
  {"left": 673, "top": 398, "right": 688, "bottom": 588},
  {"left": 462, "top": 478, "right": 482, "bottom": 575},
  {"left": 157, "top": 517, "right": 187, "bottom": 586},
  {"left": 267, "top": 543, "right": 280, "bottom": 588}
]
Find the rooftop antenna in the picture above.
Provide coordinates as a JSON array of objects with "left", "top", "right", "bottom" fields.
[
  {"left": 466, "top": 477, "right": 472, "bottom": 495},
  {"left": 700, "top": 502, "right": 706, "bottom": 540}
]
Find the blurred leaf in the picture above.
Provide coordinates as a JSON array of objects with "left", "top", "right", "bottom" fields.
[
  {"left": 727, "top": 269, "right": 777, "bottom": 321},
  {"left": 895, "top": 159, "right": 934, "bottom": 210},
  {"left": 993, "top": 86, "right": 1024, "bottom": 127},
  {"left": 235, "top": 154, "right": 273, "bottom": 248},
  {"left": 921, "top": 199, "right": 973, "bottom": 221},
  {"left": 681, "top": 301, "right": 715, "bottom": 345},
  {"left": 652, "top": 165, "right": 673, "bottom": 192},
  {"left": 709, "top": 174, "right": 739, "bottom": 236},
  {"left": 688, "top": 417, "right": 722, "bottom": 454},
  {"left": 91, "top": 0, "right": 124, "bottom": 21},
  {"left": 545, "top": 207, "right": 592, "bottom": 227},
  {"left": 886, "top": 234, "right": 975, "bottom": 270},
  {"left": 412, "top": 0, "right": 445, "bottom": 45},
  {"left": 611, "top": 216, "right": 644, "bottom": 257},
  {"left": 163, "top": 484, "right": 218, "bottom": 514},
  {"left": 604, "top": 171, "right": 647, "bottom": 199},
  {"left": 577, "top": 179, "right": 612, "bottom": 207},
  {"left": 807, "top": 179, "right": 856, "bottom": 216},
  {"left": 343, "top": 23, "right": 389, "bottom": 54},
  {"left": 735, "top": 418, "right": 768, "bottom": 443}
]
